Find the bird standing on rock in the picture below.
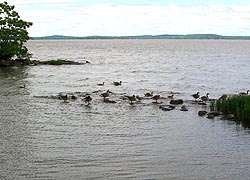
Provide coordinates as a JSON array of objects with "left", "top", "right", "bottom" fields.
[
  {"left": 200, "top": 93, "right": 209, "bottom": 101},
  {"left": 192, "top": 92, "right": 200, "bottom": 101},
  {"left": 144, "top": 92, "right": 153, "bottom": 97},
  {"left": 219, "top": 94, "right": 227, "bottom": 100},
  {"left": 113, "top": 81, "right": 122, "bottom": 86},
  {"left": 127, "top": 95, "right": 137, "bottom": 104},
  {"left": 101, "top": 90, "right": 111, "bottom": 100},
  {"left": 152, "top": 95, "right": 161, "bottom": 103}
]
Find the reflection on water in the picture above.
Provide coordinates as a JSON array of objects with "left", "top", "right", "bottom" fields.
[
  {"left": 1, "top": 40, "right": 250, "bottom": 179},
  {"left": 0, "top": 66, "right": 30, "bottom": 96}
]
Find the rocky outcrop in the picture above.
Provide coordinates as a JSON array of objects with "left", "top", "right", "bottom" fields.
[{"left": 0, "top": 59, "right": 85, "bottom": 67}]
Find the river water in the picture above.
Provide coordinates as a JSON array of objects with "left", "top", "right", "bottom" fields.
[{"left": 1, "top": 40, "right": 250, "bottom": 179}]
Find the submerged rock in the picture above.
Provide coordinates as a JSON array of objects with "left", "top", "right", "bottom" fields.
[
  {"left": 180, "top": 105, "right": 188, "bottom": 111},
  {"left": 198, "top": 110, "right": 207, "bottom": 116},
  {"left": 207, "top": 114, "right": 215, "bottom": 119},
  {"left": 207, "top": 111, "right": 221, "bottom": 116},
  {"left": 225, "top": 114, "right": 235, "bottom": 120},
  {"left": 198, "top": 102, "right": 207, "bottom": 105},
  {"left": 170, "top": 99, "right": 183, "bottom": 105},
  {"left": 159, "top": 105, "right": 175, "bottom": 111},
  {"left": 104, "top": 99, "right": 117, "bottom": 103}
]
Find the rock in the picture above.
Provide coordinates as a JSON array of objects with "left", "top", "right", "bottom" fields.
[
  {"left": 198, "top": 102, "right": 207, "bottom": 105},
  {"left": 207, "top": 114, "right": 215, "bottom": 119},
  {"left": 225, "top": 114, "right": 235, "bottom": 120},
  {"left": 198, "top": 110, "right": 207, "bottom": 116},
  {"left": 104, "top": 99, "right": 117, "bottom": 103},
  {"left": 170, "top": 99, "right": 183, "bottom": 105},
  {"left": 159, "top": 105, "right": 175, "bottom": 111},
  {"left": 39, "top": 59, "right": 83, "bottom": 65},
  {"left": 180, "top": 105, "right": 188, "bottom": 111},
  {"left": 207, "top": 111, "right": 221, "bottom": 116}
]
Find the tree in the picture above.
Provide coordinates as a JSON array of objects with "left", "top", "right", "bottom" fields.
[{"left": 0, "top": 1, "right": 33, "bottom": 60}]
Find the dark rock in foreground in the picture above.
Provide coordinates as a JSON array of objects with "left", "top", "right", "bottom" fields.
[
  {"left": 170, "top": 99, "right": 183, "bottom": 105},
  {"left": 198, "top": 111, "right": 207, "bottom": 116}
]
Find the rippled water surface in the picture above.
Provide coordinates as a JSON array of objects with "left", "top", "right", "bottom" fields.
[{"left": 1, "top": 40, "right": 250, "bottom": 180}]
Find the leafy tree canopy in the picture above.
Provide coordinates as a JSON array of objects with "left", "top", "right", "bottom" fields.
[{"left": 0, "top": 1, "right": 33, "bottom": 60}]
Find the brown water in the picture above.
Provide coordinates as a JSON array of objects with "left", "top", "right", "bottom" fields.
[{"left": 1, "top": 40, "right": 250, "bottom": 179}]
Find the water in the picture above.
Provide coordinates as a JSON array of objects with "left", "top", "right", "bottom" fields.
[{"left": 1, "top": 40, "right": 250, "bottom": 179}]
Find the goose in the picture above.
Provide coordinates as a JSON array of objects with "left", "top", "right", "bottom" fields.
[
  {"left": 59, "top": 94, "right": 68, "bottom": 102},
  {"left": 144, "top": 92, "right": 153, "bottom": 97},
  {"left": 168, "top": 94, "right": 174, "bottom": 99},
  {"left": 83, "top": 95, "right": 92, "bottom": 106},
  {"left": 200, "top": 93, "right": 209, "bottom": 101},
  {"left": 152, "top": 94, "right": 161, "bottom": 103},
  {"left": 191, "top": 92, "right": 199, "bottom": 101},
  {"left": 19, "top": 84, "right": 25, "bottom": 88},
  {"left": 113, "top": 81, "right": 122, "bottom": 86},
  {"left": 97, "top": 82, "right": 105, "bottom": 86},
  {"left": 218, "top": 94, "right": 227, "bottom": 100},
  {"left": 71, "top": 94, "right": 77, "bottom": 100},
  {"left": 100, "top": 90, "right": 111, "bottom": 100},
  {"left": 239, "top": 90, "right": 249, "bottom": 96},
  {"left": 127, "top": 95, "right": 137, "bottom": 104},
  {"left": 136, "top": 95, "right": 143, "bottom": 101}
]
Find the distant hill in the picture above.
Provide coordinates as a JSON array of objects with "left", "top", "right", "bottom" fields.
[{"left": 31, "top": 34, "right": 250, "bottom": 40}]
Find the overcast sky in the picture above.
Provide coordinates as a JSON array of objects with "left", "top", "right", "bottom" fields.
[{"left": 5, "top": 0, "right": 250, "bottom": 37}]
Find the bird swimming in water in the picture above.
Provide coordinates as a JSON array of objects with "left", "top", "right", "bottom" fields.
[
  {"left": 191, "top": 92, "right": 200, "bottom": 101},
  {"left": 168, "top": 94, "right": 174, "bottom": 99},
  {"left": 83, "top": 95, "right": 92, "bottom": 106},
  {"left": 144, "top": 92, "right": 153, "bottom": 97},
  {"left": 152, "top": 94, "right": 161, "bottom": 103},
  {"left": 97, "top": 82, "right": 105, "bottom": 86},
  {"left": 200, "top": 93, "right": 209, "bottom": 101},
  {"left": 239, "top": 90, "right": 249, "bottom": 96},
  {"left": 113, "top": 81, "right": 122, "bottom": 86},
  {"left": 19, "top": 84, "right": 25, "bottom": 88}
]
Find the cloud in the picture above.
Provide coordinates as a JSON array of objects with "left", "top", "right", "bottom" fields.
[{"left": 5, "top": 1, "right": 250, "bottom": 36}]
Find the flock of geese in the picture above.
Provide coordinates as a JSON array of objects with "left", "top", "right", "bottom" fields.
[
  {"left": 58, "top": 80, "right": 174, "bottom": 106},
  {"left": 191, "top": 89, "right": 250, "bottom": 102},
  {"left": 58, "top": 80, "right": 249, "bottom": 109}
]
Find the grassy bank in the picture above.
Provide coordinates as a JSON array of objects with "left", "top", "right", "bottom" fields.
[{"left": 211, "top": 95, "right": 250, "bottom": 122}]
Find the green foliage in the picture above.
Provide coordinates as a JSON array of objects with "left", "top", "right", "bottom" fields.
[
  {"left": 0, "top": 1, "right": 32, "bottom": 60},
  {"left": 214, "top": 95, "right": 250, "bottom": 122}
]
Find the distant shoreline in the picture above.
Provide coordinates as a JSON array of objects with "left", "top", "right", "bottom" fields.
[{"left": 31, "top": 34, "right": 250, "bottom": 40}]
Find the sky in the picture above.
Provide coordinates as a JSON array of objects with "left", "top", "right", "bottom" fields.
[{"left": 4, "top": 0, "right": 250, "bottom": 37}]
